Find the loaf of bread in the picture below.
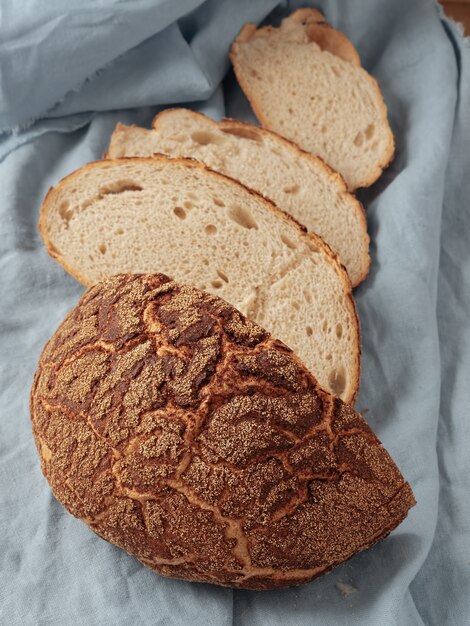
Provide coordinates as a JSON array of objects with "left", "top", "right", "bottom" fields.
[
  {"left": 230, "top": 8, "right": 394, "bottom": 190},
  {"left": 30, "top": 274, "right": 415, "bottom": 590},
  {"left": 107, "top": 108, "right": 370, "bottom": 286},
  {"left": 39, "top": 156, "right": 360, "bottom": 403}
]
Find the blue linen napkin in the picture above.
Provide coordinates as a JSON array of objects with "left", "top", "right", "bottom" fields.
[{"left": 0, "top": 1, "right": 469, "bottom": 624}]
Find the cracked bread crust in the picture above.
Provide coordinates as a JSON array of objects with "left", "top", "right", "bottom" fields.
[{"left": 30, "top": 274, "right": 415, "bottom": 589}]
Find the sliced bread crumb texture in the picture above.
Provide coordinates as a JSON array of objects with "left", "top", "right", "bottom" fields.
[
  {"left": 230, "top": 8, "right": 394, "bottom": 190},
  {"left": 39, "top": 156, "right": 360, "bottom": 403},
  {"left": 108, "top": 108, "right": 370, "bottom": 286}
]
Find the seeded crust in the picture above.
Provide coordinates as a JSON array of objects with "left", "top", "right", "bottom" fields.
[
  {"left": 30, "top": 274, "right": 415, "bottom": 590},
  {"left": 230, "top": 8, "right": 395, "bottom": 190}
]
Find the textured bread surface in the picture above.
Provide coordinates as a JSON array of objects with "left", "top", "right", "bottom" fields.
[
  {"left": 230, "top": 8, "right": 394, "bottom": 190},
  {"left": 107, "top": 109, "right": 370, "bottom": 286},
  {"left": 39, "top": 156, "right": 360, "bottom": 403},
  {"left": 30, "top": 274, "right": 415, "bottom": 590}
]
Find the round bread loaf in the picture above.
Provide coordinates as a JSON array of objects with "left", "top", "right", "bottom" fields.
[{"left": 30, "top": 274, "right": 415, "bottom": 589}]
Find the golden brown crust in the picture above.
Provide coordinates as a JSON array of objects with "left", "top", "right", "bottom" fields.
[
  {"left": 30, "top": 274, "right": 414, "bottom": 589},
  {"left": 146, "top": 108, "right": 370, "bottom": 287},
  {"left": 289, "top": 8, "right": 361, "bottom": 66},
  {"left": 229, "top": 9, "right": 395, "bottom": 190},
  {"left": 38, "top": 154, "right": 362, "bottom": 403}
]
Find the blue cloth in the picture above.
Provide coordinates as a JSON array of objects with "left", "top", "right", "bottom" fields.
[{"left": 0, "top": 1, "right": 469, "bottom": 624}]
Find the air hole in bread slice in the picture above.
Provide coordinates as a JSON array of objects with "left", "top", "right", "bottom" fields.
[
  {"left": 283, "top": 184, "right": 300, "bottom": 195},
  {"left": 99, "top": 180, "right": 143, "bottom": 195},
  {"left": 306, "top": 325, "right": 313, "bottom": 337},
  {"left": 191, "top": 131, "right": 224, "bottom": 146},
  {"left": 173, "top": 207, "right": 186, "bottom": 220},
  {"left": 365, "top": 123, "right": 375, "bottom": 140},
  {"left": 329, "top": 367, "right": 346, "bottom": 397},
  {"left": 98, "top": 243, "right": 107, "bottom": 255},
  {"left": 354, "top": 132, "right": 364, "bottom": 147},
  {"left": 228, "top": 205, "right": 258, "bottom": 230},
  {"left": 336, "top": 323, "right": 343, "bottom": 339},
  {"left": 211, "top": 279, "right": 223, "bottom": 289},
  {"left": 213, "top": 197, "right": 225, "bottom": 208},
  {"left": 205, "top": 224, "right": 217, "bottom": 235},
  {"left": 221, "top": 126, "right": 262, "bottom": 142},
  {"left": 59, "top": 200, "right": 74, "bottom": 224},
  {"left": 216, "top": 269, "right": 229, "bottom": 283},
  {"left": 280, "top": 233, "right": 297, "bottom": 250}
]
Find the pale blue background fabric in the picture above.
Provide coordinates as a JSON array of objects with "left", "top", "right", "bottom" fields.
[{"left": 0, "top": 1, "right": 469, "bottom": 624}]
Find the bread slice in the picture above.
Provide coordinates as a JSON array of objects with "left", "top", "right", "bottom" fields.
[
  {"left": 31, "top": 273, "right": 415, "bottom": 589},
  {"left": 39, "top": 156, "right": 360, "bottom": 403},
  {"left": 230, "top": 8, "right": 394, "bottom": 190},
  {"left": 107, "top": 109, "right": 370, "bottom": 286}
]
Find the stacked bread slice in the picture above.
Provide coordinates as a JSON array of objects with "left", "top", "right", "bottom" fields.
[{"left": 107, "top": 109, "right": 370, "bottom": 287}]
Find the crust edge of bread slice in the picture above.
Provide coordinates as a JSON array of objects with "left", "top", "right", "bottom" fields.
[
  {"left": 38, "top": 155, "right": 362, "bottom": 405},
  {"left": 229, "top": 8, "right": 395, "bottom": 190}
]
